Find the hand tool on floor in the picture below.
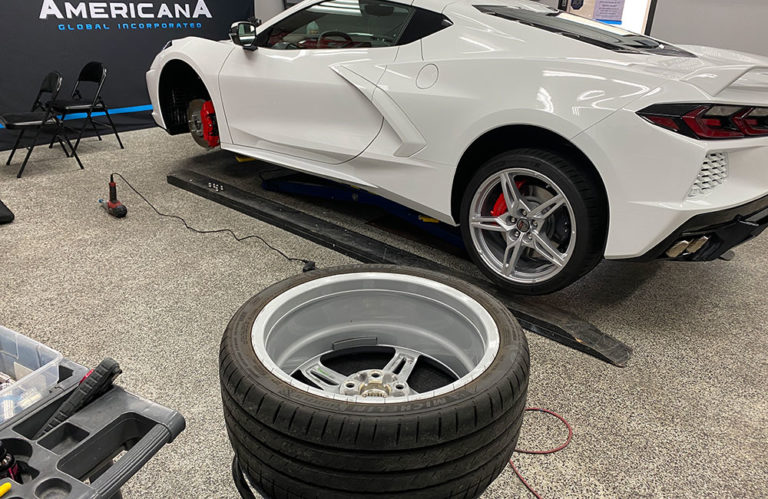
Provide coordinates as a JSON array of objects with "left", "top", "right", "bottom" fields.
[{"left": 99, "top": 174, "right": 127, "bottom": 218}]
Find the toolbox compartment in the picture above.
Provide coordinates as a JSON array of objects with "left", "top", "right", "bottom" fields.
[{"left": 0, "top": 357, "right": 184, "bottom": 498}]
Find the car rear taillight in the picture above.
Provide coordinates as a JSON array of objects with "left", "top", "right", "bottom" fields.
[
  {"left": 638, "top": 104, "right": 768, "bottom": 139},
  {"left": 683, "top": 106, "right": 744, "bottom": 139},
  {"left": 733, "top": 107, "right": 768, "bottom": 136}
]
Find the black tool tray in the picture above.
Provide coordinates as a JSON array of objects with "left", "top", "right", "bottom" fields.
[{"left": 0, "top": 359, "right": 185, "bottom": 498}]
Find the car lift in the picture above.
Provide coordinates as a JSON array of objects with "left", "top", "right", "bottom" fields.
[
  {"left": 261, "top": 172, "right": 466, "bottom": 248},
  {"left": 168, "top": 165, "right": 632, "bottom": 367}
]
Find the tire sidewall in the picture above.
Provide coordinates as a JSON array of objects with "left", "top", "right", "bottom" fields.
[{"left": 460, "top": 149, "right": 599, "bottom": 295}]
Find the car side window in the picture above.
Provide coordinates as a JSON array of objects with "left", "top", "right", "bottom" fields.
[{"left": 263, "top": 0, "right": 414, "bottom": 50}]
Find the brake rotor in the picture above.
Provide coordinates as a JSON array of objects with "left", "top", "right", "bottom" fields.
[{"left": 187, "top": 98, "right": 219, "bottom": 148}]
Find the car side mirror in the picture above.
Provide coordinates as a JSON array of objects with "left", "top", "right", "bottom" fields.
[{"left": 229, "top": 21, "right": 259, "bottom": 50}]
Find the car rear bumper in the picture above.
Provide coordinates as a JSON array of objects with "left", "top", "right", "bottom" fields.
[
  {"left": 574, "top": 109, "right": 768, "bottom": 259},
  {"left": 624, "top": 193, "right": 768, "bottom": 261}
]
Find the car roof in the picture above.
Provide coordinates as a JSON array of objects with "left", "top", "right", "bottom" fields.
[{"left": 412, "top": 0, "right": 552, "bottom": 16}]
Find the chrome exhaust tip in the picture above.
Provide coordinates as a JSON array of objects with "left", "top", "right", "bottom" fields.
[
  {"left": 666, "top": 240, "right": 691, "bottom": 258},
  {"left": 686, "top": 236, "right": 710, "bottom": 254}
]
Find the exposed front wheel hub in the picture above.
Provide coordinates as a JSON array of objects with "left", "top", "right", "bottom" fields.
[{"left": 187, "top": 98, "right": 220, "bottom": 149}]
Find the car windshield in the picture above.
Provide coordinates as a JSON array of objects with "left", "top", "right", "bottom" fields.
[
  {"left": 475, "top": 5, "right": 694, "bottom": 57},
  {"left": 264, "top": 0, "right": 414, "bottom": 49}
]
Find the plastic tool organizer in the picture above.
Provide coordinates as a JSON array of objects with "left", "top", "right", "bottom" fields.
[
  {"left": 0, "top": 359, "right": 185, "bottom": 498},
  {"left": 0, "top": 326, "right": 63, "bottom": 424}
]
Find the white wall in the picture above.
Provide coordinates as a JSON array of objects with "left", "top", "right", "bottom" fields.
[
  {"left": 537, "top": 0, "right": 561, "bottom": 8},
  {"left": 566, "top": 0, "right": 651, "bottom": 33},
  {"left": 650, "top": 0, "right": 768, "bottom": 56},
  {"left": 621, "top": 0, "right": 651, "bottom": 34},
  {"left": 254, "top": 0, "right": 284, "bottom": 22}
]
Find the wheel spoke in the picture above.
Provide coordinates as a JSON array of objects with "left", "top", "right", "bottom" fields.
[
  {"left": 532, "top": 233, "right": 566, "bottom": 268},
  {"left": 500, "top": 173, "right": 529, "bottom": 214},
  {"left": 383, "top": 348, "right": 420, "bottom": 382},
  {"left": 502, "top": 241, "right": 523, "bottom": 276},
  {"left": 301, "top": 362, "right": 347, "bottom": 393},
  {"left": 529, "top": 194, "right": 565, "bottom": 221},
  {"left": 468, "top": 167, "right": 578, "bottom": 286},
  {"left": 470, "top": 216, "right": 507, "bottom": 233}
]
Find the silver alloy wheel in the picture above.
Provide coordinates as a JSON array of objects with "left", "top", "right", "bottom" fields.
[
  {"left": 250, "top": 273, "right": 500, "bottom": 403},
  {"left": 469, "top": 168, "right": 577, "bottom": 285}
]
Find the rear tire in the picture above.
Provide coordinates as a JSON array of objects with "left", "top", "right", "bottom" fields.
[
  {"left": 220, "top": 265, "right": 529, "bottom": 498},
  {"left": 460, "top": 148, "right": 607, "bottom": 295}
]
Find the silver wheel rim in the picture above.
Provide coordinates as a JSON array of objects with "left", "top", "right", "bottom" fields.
[
  {"left": 469, "top": 168, "right": 577, "bottom": 285},
  {"left": 251, "top": 272, "right": 500, "bottom": 404}
]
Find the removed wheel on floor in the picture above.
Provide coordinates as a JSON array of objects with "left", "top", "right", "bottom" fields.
[{"left": 220, "top": 265, "right": 529, "bottom": 499}]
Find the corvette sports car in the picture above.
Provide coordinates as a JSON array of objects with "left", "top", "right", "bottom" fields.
[{"left": 147, "top": 0, "right": 768, "bottom": 294}]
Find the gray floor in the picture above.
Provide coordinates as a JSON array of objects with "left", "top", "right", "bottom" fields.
[{"left": 0, "top": 128, "right": 766, "bottom": 498}]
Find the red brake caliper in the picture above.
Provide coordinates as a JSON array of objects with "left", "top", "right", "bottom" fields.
[
  {"left": 490, "top": 180, "right": 525, "bottom": 217},
  {"left": 200, "top": 100, "right": 220, "bottom": 148}
]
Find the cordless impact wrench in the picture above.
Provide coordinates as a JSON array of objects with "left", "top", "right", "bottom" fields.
[{"left": 99, "top": 174, "right": 127, "bottom": 218}]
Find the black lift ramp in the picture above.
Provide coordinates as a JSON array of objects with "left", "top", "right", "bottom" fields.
[{"left": 168, "top": 168, "right": 632, "bottom": 367}]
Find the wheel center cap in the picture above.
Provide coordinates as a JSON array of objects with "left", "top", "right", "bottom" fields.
[{"left": 516, "top": 219, "right": 531, "bottom": 233}]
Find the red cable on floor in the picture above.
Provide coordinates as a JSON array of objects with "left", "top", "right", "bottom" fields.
[{"left": 509, "top": 408, "right": 573, "bottom": 499}]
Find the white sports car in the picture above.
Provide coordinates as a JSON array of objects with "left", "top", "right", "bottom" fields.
[{"left": 147, "top": 0, "right": 768, "bottom": 294}]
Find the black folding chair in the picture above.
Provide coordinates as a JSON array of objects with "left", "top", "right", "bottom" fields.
[
  {"left": 50, "top": 61, "right": 124, "bottom": 153},
  {"left": 0, "top": 72, "right": 83, "bottom": 178}
]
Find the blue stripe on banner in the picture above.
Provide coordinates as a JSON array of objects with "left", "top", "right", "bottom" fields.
[
  {"left": 596, "top": 19, "right": 622, "bottom": 25},
  {"left": 0, "top": 104, "right": 153, "bottom": 129}
]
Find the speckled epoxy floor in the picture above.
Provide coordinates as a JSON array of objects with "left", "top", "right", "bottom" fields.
[{"left": 0, "top": 128, "right": 766, "bottom": 498}]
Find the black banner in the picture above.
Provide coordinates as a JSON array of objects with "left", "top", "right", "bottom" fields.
[{"left": 0, "top": 0, "right": 253, "bottom": 149}]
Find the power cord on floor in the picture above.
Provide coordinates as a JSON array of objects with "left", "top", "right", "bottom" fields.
[
  {"left": 232, "top": 456, "right": 257, "bottom": 499},
  {"left": 109, "top": 173, "right": 317, "bottom": 272},
  {"left": 510, "top": 408, "right": 573, "bottom": 499}
]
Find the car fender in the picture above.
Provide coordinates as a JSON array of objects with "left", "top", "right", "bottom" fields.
[
  {"left": 356, "top": 53, "right": 662, "bottom": 224},
  {"left": 147, "top": 37, "right": 236, "bottom": 143},
  {"left": 377, "top": 51, "right": 662, "bottom": 168}
]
